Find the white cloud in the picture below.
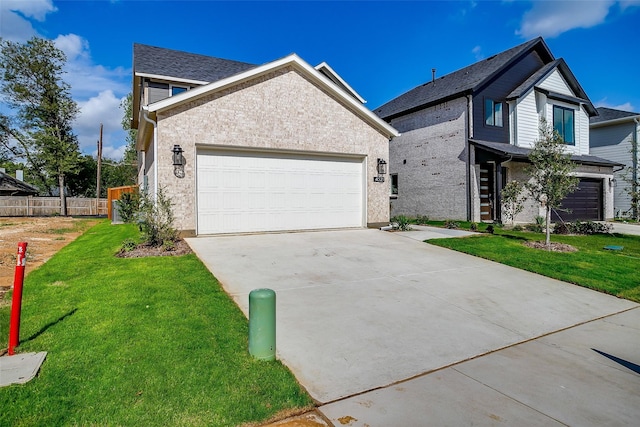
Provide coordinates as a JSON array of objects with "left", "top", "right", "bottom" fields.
[
  {"left": 74, "top": 90, "right": 128, "bottom": 160},
  {"left": 517, "top": 0, "right": 615, "bottom": 39},
  {"left": 595, "top": 98, "right": 636, "bottom": 112},
  {"left": 0, "top": 0, "right": 56, "bottom": 41},
  {"left": 0, "top": 5, "right": 131, "bottom": 158},
  {"left": 472, "top": 45, "right": 484, "bottom": 61}
]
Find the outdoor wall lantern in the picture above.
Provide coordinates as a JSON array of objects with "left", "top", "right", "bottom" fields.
[
  {"left": 172, "top": 144, "right": 185, "bottom": 178},
  {"left": 374, "top": 158, "right": 387, "bottom": 182}
]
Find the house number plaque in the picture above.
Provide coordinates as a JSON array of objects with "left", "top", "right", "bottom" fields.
[{"left": 373, "top": 177, "right": 385, "bottom": 183}]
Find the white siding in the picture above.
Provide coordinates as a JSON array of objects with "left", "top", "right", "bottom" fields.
[
  {"left": 515, "top": 89, "right": 539, "bottom": 148},
  {"left": 537, "top": 70, "right": 573, "bottom": 95},
  {"left": 513, "top": 69, "right": 590, "bottom": 154},
  {"left": 591, "top": 125, "right": 636, "bottom": 217}
]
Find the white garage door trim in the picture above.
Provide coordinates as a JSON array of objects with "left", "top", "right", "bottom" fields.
[{"left": 196, "top": 149, "right": 366, "bottom": 235}]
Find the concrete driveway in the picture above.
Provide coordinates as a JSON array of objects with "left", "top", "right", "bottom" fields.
[{"left": 187, "top": 229, "right": 640, "bottom": 425}]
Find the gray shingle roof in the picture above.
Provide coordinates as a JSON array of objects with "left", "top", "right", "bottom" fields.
[
  {"left": 590, "top": 107, "right": 640, "bottom": 124},
  {"left": 133, "top": 44, "right": 256, "bottom": 83},
  {"left": 0, "top": 171, "right": 39, "bottom": 195},
  {"left": 470, "top": 139, "right": 623, "bottom": 167},
  {"left": 375, "top": 37, "right": 549, "bottom": 120}
]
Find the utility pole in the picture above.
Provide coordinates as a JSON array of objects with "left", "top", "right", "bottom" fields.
[{"left": 96, "top": 123, "right": 103, "bottom": 215}]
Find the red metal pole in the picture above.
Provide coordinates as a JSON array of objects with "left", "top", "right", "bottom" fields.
[{"left": 8, "top": 242, "right": 28, "bottom": 356}]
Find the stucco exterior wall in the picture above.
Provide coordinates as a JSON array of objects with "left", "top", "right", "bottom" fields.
[
  {"left": 388, "top": 97, "right": 468, "bottom": 220},
  {"left": 153, "top": 67, "right": 390, "bottom": 233}
]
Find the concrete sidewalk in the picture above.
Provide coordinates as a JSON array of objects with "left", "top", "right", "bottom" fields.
[
  {"left": 187, "top": 229, "right": 639, "bottom": 425},
  {"left": 608, "top": 221, "right": 640, "bottom": 236}
]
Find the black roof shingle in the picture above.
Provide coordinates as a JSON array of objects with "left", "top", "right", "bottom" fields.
[
  {"left": 133, "top": 43, "right": 256, "bottom": 83},
  {"left": 376, "top": 37, "right": 548, "bottom": 120},
  {"left": 591, "top": 107, "right": 640, "bottom": 124}
]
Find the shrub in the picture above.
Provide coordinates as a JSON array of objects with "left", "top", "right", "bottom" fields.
[
  {"left": 554, "top": 221, "right": 614, "bottom": 235},
  {"left": 115, "top": 191, "right": 140, "bottom": 223},
  {"left": 391, "top": 215, "right": 412, "bottom": 231},
  {"left": 486, "top": 225, "right": 495, "bottom": 234},
  {"left": 444, "top": 219, "right": 459, "bottom": 229},
  {"left": 415, "top": 214, "right": 430, "bottom": 225},
  {"left": 469, "top": 222, "right": 478, "bottom": 231},
  {"left": 138, "top": 187, "right": 179, "bottom": 247},
  {"left": 526, "top": 215, "right": 545, "bottom": 233},
  {"left": 512, "top": 224, "right": 524, "bottom": 232},
  {"left": 120, "top": 238, "right": 138, "bottom": 252}
]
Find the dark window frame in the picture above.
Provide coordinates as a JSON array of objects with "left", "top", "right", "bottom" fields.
[
  {"left": 553, "top": 105, "right": 575, "bottom": 145},
  {"left": 390, "top": 173, "right": 398, "bottom": 195},
  {"left": 484, "top": 98, "right": 503, "bottom": 128}
]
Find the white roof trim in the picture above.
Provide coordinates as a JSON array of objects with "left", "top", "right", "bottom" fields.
[
  {"left": 590, "top": 114, "right": 640, "bottom": 128},
  {"left": 147, "top": 54, "right": 398, "bottom": 138},
  {"left": 315, "top": 62, "right": 366, "bottom": 104},
  {"left": 135, "top": 72, "right": 209, "bottom": 86}
]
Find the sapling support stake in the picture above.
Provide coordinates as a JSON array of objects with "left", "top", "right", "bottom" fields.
[{"left": 8, "top": 242, "right": 28, "bottom": 356}]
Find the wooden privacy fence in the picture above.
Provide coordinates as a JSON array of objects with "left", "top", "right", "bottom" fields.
[
  {"left": 107, "top": 185, "right": 138, "bottom": 220},
  {"left": 0, "top": 196, "right": 108, "bottom": 217}
]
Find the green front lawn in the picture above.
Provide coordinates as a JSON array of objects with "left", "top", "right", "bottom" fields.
[
  {"left": 0, "top": 221, "right": 312, "bottom": 426},
  {"left": 428, "top": 228, "right": 640, "bottom": 303}
]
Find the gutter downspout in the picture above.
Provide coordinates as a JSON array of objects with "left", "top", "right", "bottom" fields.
[
  {"left": 634, "top": 118, "right": 639, "bottom": 218},
  {"left": 466, "top": 94, "right": 472, "bottom": 221},
  {"left": 141, "top": 107, "right": 158, "bottom": 199}
]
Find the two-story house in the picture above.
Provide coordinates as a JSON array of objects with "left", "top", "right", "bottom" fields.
[
  {"left": 132, "top": 44, "right": 398, "bottom": 235},
  {"left": 590, "top": 107, "right": 639, "bottom": 219},
  {"left": 376, "top": 37, "right": 618, "bottom": 223}
]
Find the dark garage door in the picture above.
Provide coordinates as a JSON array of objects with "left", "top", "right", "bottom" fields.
[{"left": 552, "top": 178, "right": 603, "bottom": 222}]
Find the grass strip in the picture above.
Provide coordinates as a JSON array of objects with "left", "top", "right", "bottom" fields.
[
  {"left": 428, "top": 228, "right": 640, "bottom": 303},
  {"left": 0, "top": 220, "right": 312, "bottom": 426}
]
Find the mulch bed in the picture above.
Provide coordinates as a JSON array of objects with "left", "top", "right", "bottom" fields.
[
  {"left": 523, "top": 241, "right": 578, "bottom": 252},
  {"left": 116, "top": 239, "right": 193, "bottom": 258}
]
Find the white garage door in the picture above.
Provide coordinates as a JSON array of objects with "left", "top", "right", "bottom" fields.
[{"left": 196, "top": 150, "right": 364, "bottom": 234}]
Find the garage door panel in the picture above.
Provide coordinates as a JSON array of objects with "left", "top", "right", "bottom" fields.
[
  {"left": 552, "top": 178, "right": 603, "bottom": 222},
  {"left": 197, "top": 151, "right": 364, "bottom": 234}
]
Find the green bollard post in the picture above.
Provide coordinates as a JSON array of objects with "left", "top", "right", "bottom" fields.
[{"left": 249, "top": 288, "right": 276, "bottom": 361}]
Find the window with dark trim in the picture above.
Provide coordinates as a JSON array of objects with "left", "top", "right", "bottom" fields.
[
  {"left": 390, "top": 174, "right": 398, "bottom": 195},
  {"left": 484, "top": 99, "right": 503, "bottom": 127},
  {"left": 553, "top": 105, "right": 575, "bottom": 145},
  {"left": 170, "top": 85, "right": 188, "bottom": 96}
]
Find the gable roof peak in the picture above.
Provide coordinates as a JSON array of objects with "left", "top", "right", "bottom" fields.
[{"left": 375, "top": 37, "right": 553, "bottom": 120}]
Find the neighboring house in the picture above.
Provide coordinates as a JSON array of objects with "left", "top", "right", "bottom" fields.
[
  {"left": 0, "top": 171, "right": 39, "bottom": 196},
  {"left": 375, "top": 37, "right": 618, "bottom": 223},
  {"left": 132, "top": 44, "right": 398, "bottom": 235},
  {"left": 590, "top": 107, "right": 640, "bottom": 219}
]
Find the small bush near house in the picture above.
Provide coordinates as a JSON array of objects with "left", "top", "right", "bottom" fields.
[
  {"left": 526, "top": 215, "right": 545, "bottom": 233},
  {"left": 486, "top": 225, "right": 495, "bottom": 234},
  {"left": 115, "top": 191, "right": 140, "bottom": 223},
  {"left": 554, "top": 221, "right": 614, "bottom": 235},
  {"left": 512, "top": 224, "right": 524, "bottom": 232},
  {"left": 120, "top": 238, "right": 138, "bottom": 252},
  {"left": 139, "top": 187, "right": 179, "bottom": 247},
  {"left": 415, "top": 214, "right": 430, "bottom": 225},
  {"left": 444, "top": 219, "right": 460, "bottom": 229},
  {"left": 391, "top": 215, "right": 412, "bottom": 231},
  {"left": 470, "top": 222, "right": 478, "bottom": 231}
]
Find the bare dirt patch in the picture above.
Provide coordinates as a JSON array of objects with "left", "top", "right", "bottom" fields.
[
  {"left": 523, "top": 241, "right": 578, "bottom": 252},
  {"left": 0, "top": 217, "right": 100, "bottom": 302}
]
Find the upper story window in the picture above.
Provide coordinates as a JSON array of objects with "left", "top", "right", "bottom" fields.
[
  {"left": 553, "top": 105, "right": 575, "bottom": 145},
  {"left": 170, "top": 85, "right": 188, "bottom": 96},
  {"left": 485, "top": 99, "right": 503, "bottom": 127}
]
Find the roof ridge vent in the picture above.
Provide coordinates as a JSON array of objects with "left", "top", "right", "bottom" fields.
[{"left": 486, "top": 54, "right": 497, "bottom": 61}]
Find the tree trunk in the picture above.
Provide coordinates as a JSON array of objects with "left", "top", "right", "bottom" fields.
[
  {"left": 545, "top": 205, "right": 551, "bottom": 250},
  {"left": 59, "top": 173, "right": 67, "bottom": 216}
]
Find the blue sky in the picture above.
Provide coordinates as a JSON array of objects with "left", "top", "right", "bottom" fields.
[{"left": 2, "top": 0, "right": 639, "bottom": 160}]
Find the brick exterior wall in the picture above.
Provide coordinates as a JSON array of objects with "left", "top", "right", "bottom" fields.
[
  {"left": 504, "top": 161, "right": 614, "bottom": 223},
  {"left": 152, "top": 67, "right": 390, "bottom": 233},
  {"left": 388, "top": 97, "right": 469, "bottom": 220}
]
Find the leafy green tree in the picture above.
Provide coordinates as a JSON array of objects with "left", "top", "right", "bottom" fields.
[
  {"left": 0, "top": 37, "right": 80, "bottom": 215},
  {"left": 524, "top": 119, "right": 579, "bottom": 249},
  {"left": 500, "top": 180, "right": 526, "bottom": 225},
  {"left": 120, "top": 92, "right": 138, "bottom": 184},
  {"left": 620, "top": 136, "right": 639, "bottom": 220}
]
